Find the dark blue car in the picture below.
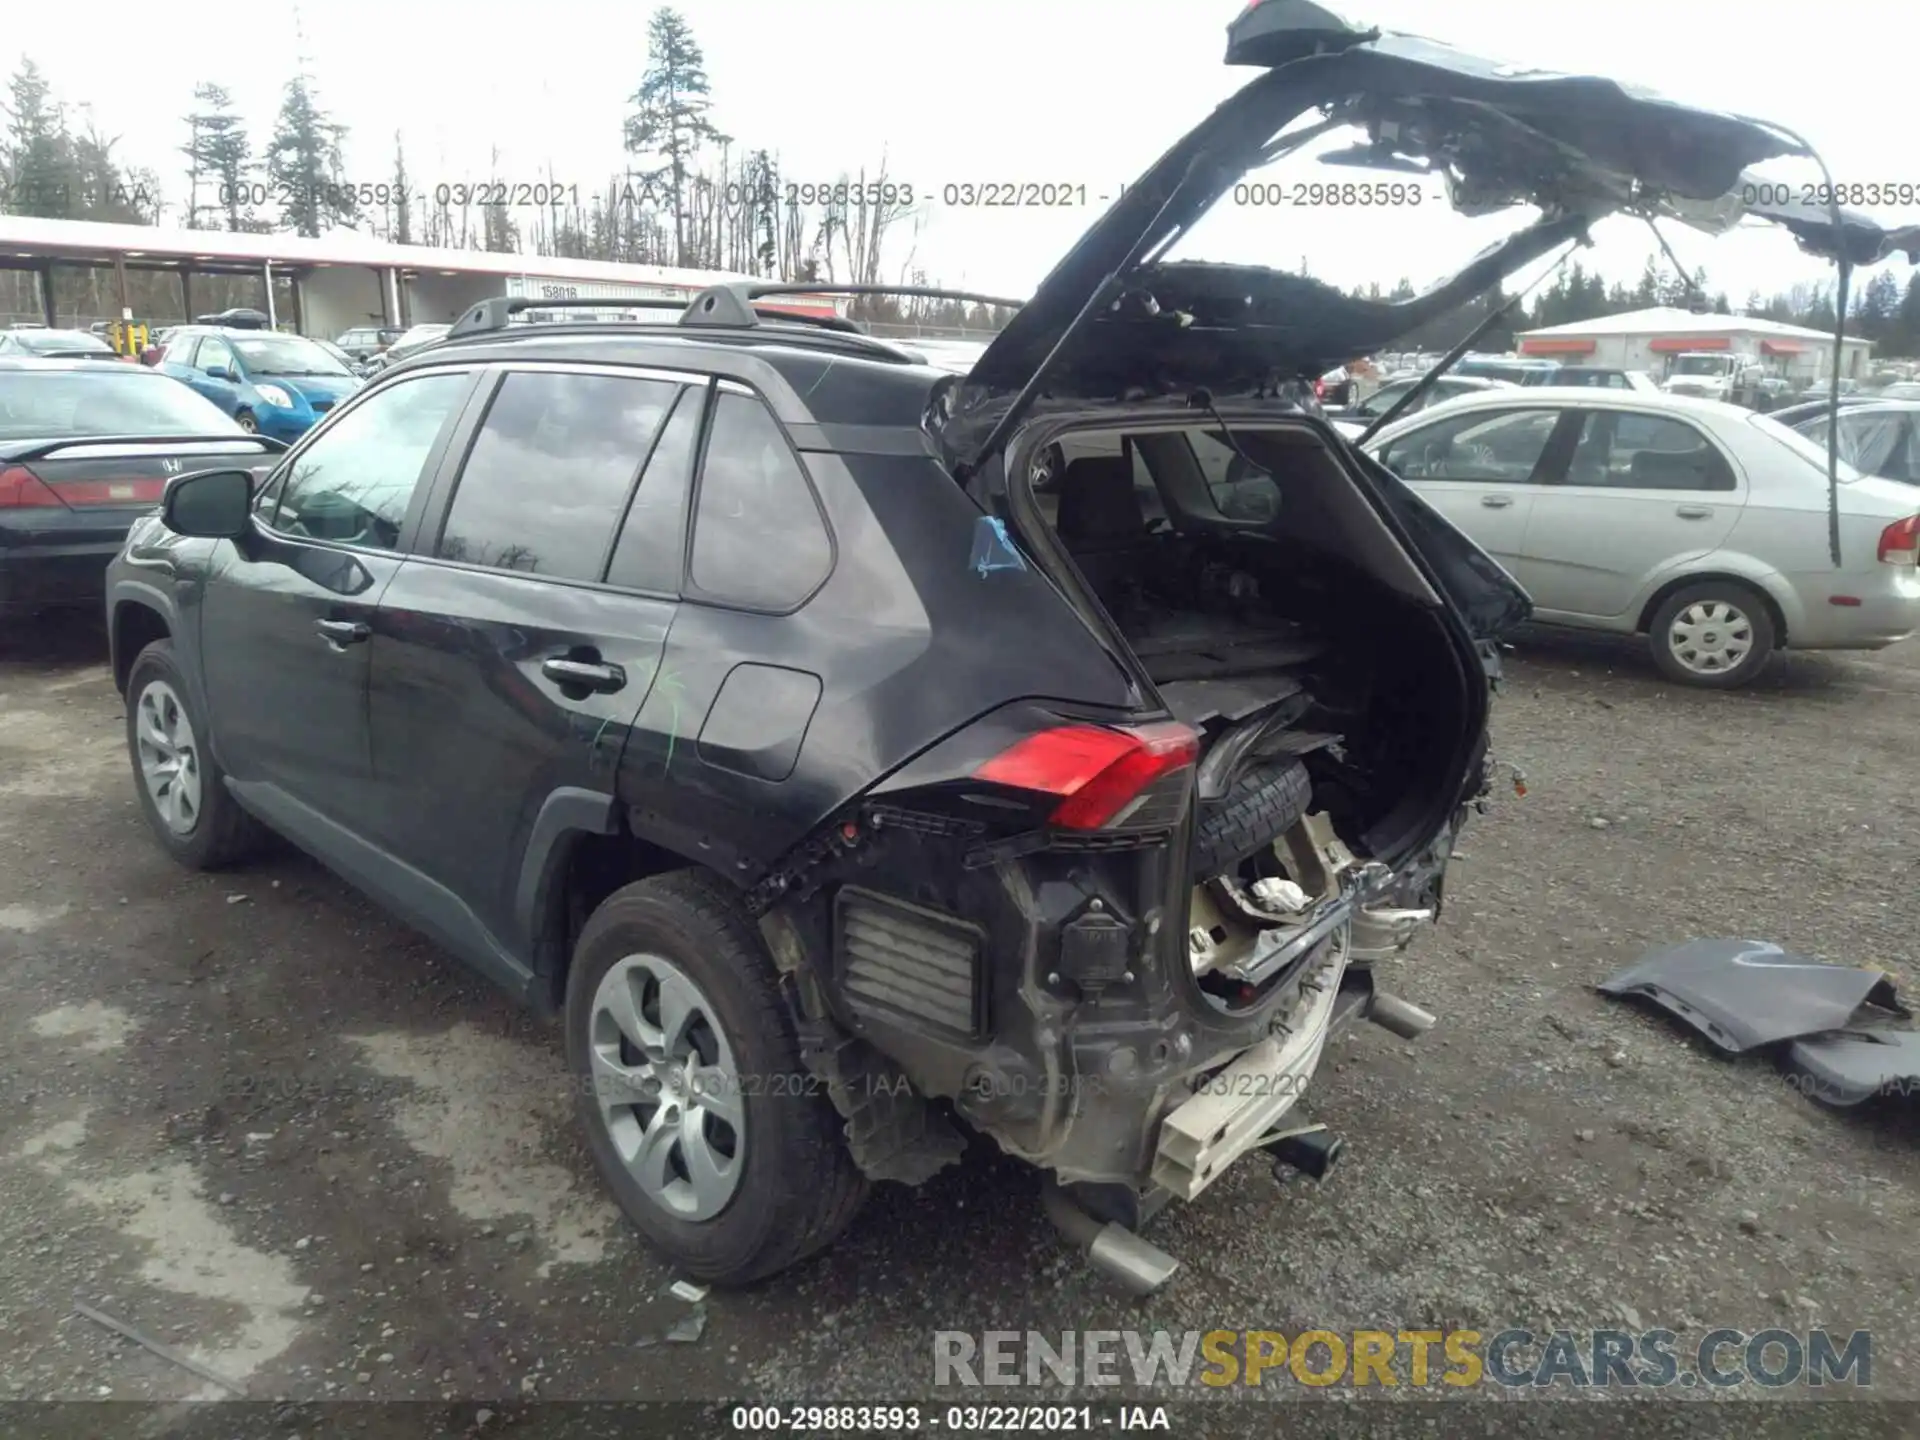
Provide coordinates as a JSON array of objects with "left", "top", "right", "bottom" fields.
[{"left": 155, "top": 327, "right": 362, "bottom": 442}]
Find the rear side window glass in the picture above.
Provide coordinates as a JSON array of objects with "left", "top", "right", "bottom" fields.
[
  {"left": 1567, "top": 412, "right": 1735, "bottom": 491},
  {"left": 605, "top": 386, "right": 704, "bottom": 593},
  {"left": 688, "top": 391, "right": 830, "bottom": 609},
  {"left": 437, "top": 371, "right": 681, "bottom": 579}
]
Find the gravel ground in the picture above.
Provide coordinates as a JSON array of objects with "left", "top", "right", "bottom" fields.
[{"left": 2, "top": 611, "right": 1918, "bottom": 1434}]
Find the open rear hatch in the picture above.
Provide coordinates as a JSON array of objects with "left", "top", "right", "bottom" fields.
[{"left": 930, "top": 0, "right": 1920, "bottom": 501}]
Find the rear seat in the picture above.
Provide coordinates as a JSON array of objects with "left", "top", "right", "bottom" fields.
[{"left": 1055, "top": 454, "right": 1159, "bottom": 601}]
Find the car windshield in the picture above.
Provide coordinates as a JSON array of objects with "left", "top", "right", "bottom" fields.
[
  {"left": 230, "top": 334, "right": 352, "bottom": 377},
  {"left": 1748, "top": 412, "right": 1866, "bottom": 484},
  {"left": 15, "top": 330, "right": 114, "bottom": 355},
  {"left": 0, "top": 370, "right": 244, "bottom": 440},
  {"left": 1672, "top": 356, "right": 1732, "bottom": 377}
]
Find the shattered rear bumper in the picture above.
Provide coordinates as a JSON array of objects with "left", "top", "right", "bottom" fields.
[{"left": 1152, "top": 933, "right": 1350, "bottom": 1199}]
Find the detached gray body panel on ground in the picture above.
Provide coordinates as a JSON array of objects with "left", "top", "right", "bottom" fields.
[
  {"left": 1787, "top": 1029, "right": 1920, "bottom": 1107},
  {"left": 1597, "top": 938, "right": 1906, "bottom": 1053}
]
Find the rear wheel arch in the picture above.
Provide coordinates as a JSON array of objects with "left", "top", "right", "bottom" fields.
[
  {"left": 1636, "top": 570, "right": 1789, "bottom": 647},
  {"left": 519, "top": 789, "right": 702, "bottom": 1013}
]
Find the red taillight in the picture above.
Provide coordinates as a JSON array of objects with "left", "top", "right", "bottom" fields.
[
  {"left": 974, "top": 721, "right": 1199, "bottom": 830},
  {"left": 56, "top": 478, "right": 167, "bottom": 506},
  {"left": 0, "top": 465, "right": 67, "bottom": 510},
  {"left": 1878, "top": 514, "right": 1920, "bottom": 567}
]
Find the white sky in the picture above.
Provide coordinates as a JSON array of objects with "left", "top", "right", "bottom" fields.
[{"left": 8, "top": 0, "right": 1916, "bottom": 305}]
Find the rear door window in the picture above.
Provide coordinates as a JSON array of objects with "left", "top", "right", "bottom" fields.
[
  {"left": 604, "top": 385, "right": 705, "bottom": 593},
  {"left": 1562, "top": 411, "right": 1735, "bottom": 490},
  {"left": 435, "top": 370, "right": 682, "bottom": 580},
  {"left": 687, "top": 389, "right": 831, "bottom": 610}
]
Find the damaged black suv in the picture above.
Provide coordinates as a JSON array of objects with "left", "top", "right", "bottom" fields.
[{"left": 107, "top": 2, "right": 1914, "bottom": 1287}]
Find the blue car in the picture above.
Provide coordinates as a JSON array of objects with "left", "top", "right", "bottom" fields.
[{"left": 155, "top": 327, "right": 362, "bottom": 441}]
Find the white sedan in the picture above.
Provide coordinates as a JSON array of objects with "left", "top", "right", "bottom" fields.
[{"left": 1362, "top": 388, "right": 1920, "bottom": 687}]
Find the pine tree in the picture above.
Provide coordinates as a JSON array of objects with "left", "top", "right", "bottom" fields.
[
  {"left": 1, "top": 59, "right": 72, "bottom": 218},
  {"left": 1852, "top": 268, "right": 1901, "bottom": 344},
  {"left": 182, "top": 84, "right": 254, "bottom": 231},
  {"left": 267, "top": 74, "right": 354, "bottom": 238},
  {"left": 623, "top": 8, "right": 725, "bottom": 267}
]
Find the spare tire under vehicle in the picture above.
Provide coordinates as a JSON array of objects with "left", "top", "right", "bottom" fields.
[{"left": 1190, "top": 756, "right": 1312, "bottom": 876}]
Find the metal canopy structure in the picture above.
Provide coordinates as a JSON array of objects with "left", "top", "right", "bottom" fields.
[{"left": 0, "top": 214, "right": 842, "bottom": 336}]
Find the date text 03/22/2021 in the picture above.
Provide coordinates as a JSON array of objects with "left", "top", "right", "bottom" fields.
[{"left": 713, "top": 179, "right": 1437, "bottom": 209}]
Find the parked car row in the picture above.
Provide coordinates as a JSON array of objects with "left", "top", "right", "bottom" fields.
[{"left": 1359, "top": 387, "right": 1920, "bottom": 687}]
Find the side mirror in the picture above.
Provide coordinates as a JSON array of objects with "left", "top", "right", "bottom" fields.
[
  {"left": 204, "top": 365, "right": 233, "bottom": 382},
  {"left": 161, "top": 468, "right": 253, "bottom": 540}
]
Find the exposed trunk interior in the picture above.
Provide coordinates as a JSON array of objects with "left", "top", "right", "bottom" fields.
[{"left": 1017, "top": 418, "right": 1477, "bottom": 898}]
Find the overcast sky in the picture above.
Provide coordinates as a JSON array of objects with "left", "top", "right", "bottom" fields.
[{"left": 8, "top": 0, "right": 1916, "bottom": 305}]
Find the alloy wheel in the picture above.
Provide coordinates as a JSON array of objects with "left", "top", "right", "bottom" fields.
[
  {"left": 1667, "top": 599, "right": 1754, "bottom": 676},
  {"left": 587, "top": 953, "right": 745, "bottom": 1220},
  {"left": 134, "top": 679, "right": 203, "bottom": 835}
]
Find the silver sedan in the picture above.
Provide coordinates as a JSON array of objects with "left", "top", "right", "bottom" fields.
[{"left": 1364, "top": 388, "right": 1920, "bottom": 687}]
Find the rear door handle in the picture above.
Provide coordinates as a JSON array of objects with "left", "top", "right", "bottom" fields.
[
  {"left": 1675, "top": 504, "right": 1713, "bottom": 519},
  {"left": 1480, "top": 493, "right": 1514, "bottom": 508},
  {"left": 314, "top": 618, "right": 370, "bottom": 647},
  {"left": 541, "top": 658, "right": 626, "bottom": 693}
]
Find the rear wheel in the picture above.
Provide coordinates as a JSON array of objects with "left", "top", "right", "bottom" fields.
[
  {"left": 564, "top": 869, "right": 868, "bottom": 1285},
  {"left": 125, "top": 640, "right": 263, "bottom": 868},
  {"left": 1648, "top": 581, "right": 1775, "bottom": 688}
]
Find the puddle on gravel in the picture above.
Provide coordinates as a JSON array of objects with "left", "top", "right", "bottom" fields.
[
  {"left": 18, "top": 1108, "right": 312, "bottom": 1394},
  {"left": 30, "top": 1000, "right": 137, "bottom": 1052},
  {"left": 348, "top": 1024, "right": 621, "bottom": 1275}
]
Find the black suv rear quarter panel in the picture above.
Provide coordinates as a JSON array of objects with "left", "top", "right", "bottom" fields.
[{"left": 618, "top": 437, "right": 1146, "bottom": 882}]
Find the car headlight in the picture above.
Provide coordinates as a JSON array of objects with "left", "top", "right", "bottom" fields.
[{"left": 253, "top": 384, "right": 294, "bottom": 409}]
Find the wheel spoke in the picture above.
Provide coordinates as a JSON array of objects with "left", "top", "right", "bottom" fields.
[
  {"left": 589, "top": 1045, "right": 660, "bottom": 1108},
  {"left": 679, "top": 1108, "right": 736, "bottom": 1210},
  {"left": 690, "top": 1064, "right": 743, "bottom": 1130},
  {"left": 652, "top": 969, "right": 703, "bottom": 1059},
  {"left": 598, "top": 969, "right": 653, "bottom": 1054},
  {"left": 633, "top": 1105, "right": 680, "bottom": 1195},
  {"left": 137, "top": 704, "right": 171, "bottom": 755}
]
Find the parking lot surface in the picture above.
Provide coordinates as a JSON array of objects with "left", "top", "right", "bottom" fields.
[{"left": 3, "top": 613, "right": 1918, "bottom": 1425}]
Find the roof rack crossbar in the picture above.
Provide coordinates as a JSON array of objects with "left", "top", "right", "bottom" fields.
[
  {"left": 447, "top": 295, "right": 688, "bottom": 340},
  {"left": 678, "top": 285, "right": 868, "bottom": 334}
]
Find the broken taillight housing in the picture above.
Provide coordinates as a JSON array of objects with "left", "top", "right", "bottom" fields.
[
  {"left": 1878, "top": 514, "right": 1919, "bottom": 567},
  {"left": 973, "top": 721, "right": 1199, "bottom": 831}
]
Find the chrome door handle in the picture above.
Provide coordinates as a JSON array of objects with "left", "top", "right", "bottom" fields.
[
  {"left": 1675, "top": 504, "right": 1713, "bottom": 519},
  {"left": 314, "top": 618, "right": 370, "bottom": 647},
  {"left": 1480, "top": 494, "right": 1514, "bottom": 508},
  {"left": 541, "top": 658, "right": 626, "bottom": 693}
]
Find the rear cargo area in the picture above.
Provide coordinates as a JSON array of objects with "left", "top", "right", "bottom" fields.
[{"left": 1018, "top": 421, "right": 1477, "bottom": 887}]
